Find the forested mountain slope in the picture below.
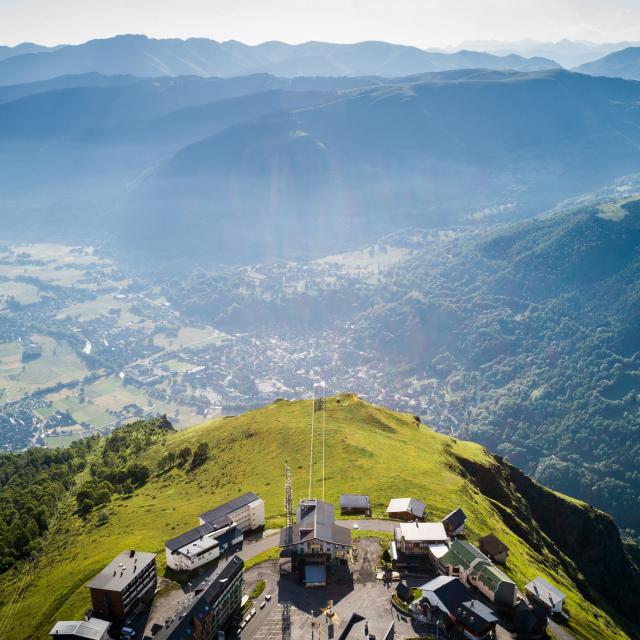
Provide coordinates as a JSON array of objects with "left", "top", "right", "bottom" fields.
[
  {"left": 354, "top": 198, "right": 640, "bottom": 532},
  {"left": 0, "top": 398, "right": 638, "bottom": 640}
]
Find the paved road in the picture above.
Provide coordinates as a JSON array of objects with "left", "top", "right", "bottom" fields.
[{"left": 549, "top": 619, "right": 577, "bottom": 640}]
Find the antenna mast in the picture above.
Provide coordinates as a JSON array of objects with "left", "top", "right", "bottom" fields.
[
  {"left": 284, "top": 462, "right": 293, "bottom": 544},
  {"left": 308, "top": 386, "right": 315, "bottom": 499}
]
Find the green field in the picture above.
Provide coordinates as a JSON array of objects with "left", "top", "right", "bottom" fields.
[
  {"left": 163, "top": 358, "right": 196, "bottom": 372},
  {"left": 0, "top": 396, "right": 634, "bottom": 640},
  {"left": 33, "top": 405, "right": 57, "bottom": 419},
  {"left": 0, "top": 281, "right": 41, "bottom": 306},
  {"left": 52, "top": 396, "right": 113, "bottom": 428},
  {"left": 153, "top": 326, "right": 224, "bottom": 350},
  {"left": 0, "top": 336, "right": 89, "bottom": 403},
  {"left": 44, "top": 433, "right": 86, "bottom": 448}
]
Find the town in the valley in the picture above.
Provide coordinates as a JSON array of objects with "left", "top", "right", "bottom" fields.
[{"left": 49, "top": 485, "right": 564, "bottom": 640}]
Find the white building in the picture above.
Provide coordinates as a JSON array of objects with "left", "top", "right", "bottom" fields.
[
  {"left": 199, "top": 492, "right": 265, "bottom": 532},
  {"left": 525, "top": 577, "right": 566, "bottom": 614},
  {"left": 386, "top": 497, "right": 426, "bottom": 520},
  {"left": 49, "top": 618, "right": 110, "bottom": 640},
  {"left": 393, "top": 521, "right": 449, "bottom": 556},
  {"left": 165, "top": 524, "right": 243, "bottom": 572}
]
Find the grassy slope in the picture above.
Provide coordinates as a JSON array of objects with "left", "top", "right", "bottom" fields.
[{"left": 0, "top": 394, "right": 630, "bottom": 639}]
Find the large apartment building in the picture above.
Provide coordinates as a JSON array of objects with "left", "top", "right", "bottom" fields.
[
  {"left": 155, "top": 556, "right": 244, "bottom": 640},
  {"left": 86, "top": 550, "right": 157, "bottom": 620},
  {"left": 199, "top": 492, "right": 265, "bottom": 533},
  {"left": 165, "top": 523, "right": 243, "bottom": 572}
]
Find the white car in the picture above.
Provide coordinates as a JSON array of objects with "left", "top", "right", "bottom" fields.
[
  {"left": 265, "top": 594, "right": 272, "bottom": 602},
  {"left": 239, "top": 621, "right": 246, "bottom": 630},
  {"left": 250, "top": 607, "right": 257, "bottom": 617},
  {"left": 260, "top": 601, "right": 266, "bottom": 609},
  {"left": 245, "top": 614, "right": 252, "bottom": 623}
]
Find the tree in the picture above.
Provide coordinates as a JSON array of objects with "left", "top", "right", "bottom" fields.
[
  {"left": 178, "top": 447, "right": 192, "bottom": 466},
  {"left": 190, "top": 442, "right": 209, "bottom": 471}
]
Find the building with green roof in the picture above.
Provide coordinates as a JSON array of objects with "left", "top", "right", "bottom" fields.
[{"left": 438, "top": 539, "right": 517, "bottom": 609}]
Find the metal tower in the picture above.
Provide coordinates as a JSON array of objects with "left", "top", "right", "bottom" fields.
[{"left": 284, "top": 462, "right": 293, "bottom": 545}]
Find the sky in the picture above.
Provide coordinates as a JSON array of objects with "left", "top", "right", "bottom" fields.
[{"left": 2, "top": 0, "right": 640, "bottom": 48}]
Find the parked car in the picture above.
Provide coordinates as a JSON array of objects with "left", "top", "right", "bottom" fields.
[
  {"left": 120, "top": 628, "right": 136, "bottom": 639},
  {"left": 245, "top": 614, "right": 252, "bottom": 623},
  {"left": 250, "top": 607, "right": 257, "bottom": 617},
  {"left": 260, "top": 601, "right": 266, "bottom": 609},
  {"left": 265, "top": 594, "right": 272, "bottom": 601}
]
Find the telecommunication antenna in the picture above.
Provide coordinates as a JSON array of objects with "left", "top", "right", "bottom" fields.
[
  {"left": 308, "top": 386, "right": 316, "bottom": 499},
  {"left": 284, "top": 462, "right": 293, "bottom": 545}
]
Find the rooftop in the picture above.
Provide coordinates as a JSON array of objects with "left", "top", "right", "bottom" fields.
[
  {"left": 166, "top": 520, "right": 234, "bottom": 553},
  {"left": 479, "top": 533, "right": 509, "bottom": 556},
  {"left": 280, "top": 499, "right": 352, "bottom": 548},
  {"left": 386, "top": 497, "right": 425, "bottom": 518},
  {"left": 396, "top": 521, "right": 448, "bottom": 542},
  {"left": 525, "top": 577, "right": 566, "bottom": 606},
  {"left": 199, "top": 491, "right": 260, "bottom": 526},
  {"left": 86, "top": 550, "right": 156, "bottom": 593},
  {"left": 455, "top": 599, "right": 498, "bottom": 633},
  {"left": 473, "top": 563, "right": 515, "bottom": 593},
  {"left": 442, "top": 507, "right": 466, "bottom": 530},
  {"left": 440, "top": 539, "right": 490, "bottom": 569},
  {"left": 419, "top": 576, "right": 474, "bottom": 617},
  {"left": 339, "top": 494, "right": 370, "bottom": 509},
  {"left": 49, "top": 618, "right": 110, "bottom": 639},
  {"left": 154, "top": 556, "right": 244, "bottom": 640}
]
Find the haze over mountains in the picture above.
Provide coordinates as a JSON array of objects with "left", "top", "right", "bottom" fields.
[
  {"left": 3, "top": 61, "right": 640, "bottom": 265},
  {"left": 0, "top": 34, "right": 563, "bottom": 85}
]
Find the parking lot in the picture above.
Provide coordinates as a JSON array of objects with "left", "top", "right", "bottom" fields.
[{"left": 241, "top": 539, "right": 432, "bottom": 640}]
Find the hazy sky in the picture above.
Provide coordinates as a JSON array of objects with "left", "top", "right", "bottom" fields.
[{"left": 2, "top": 0, "right": 640, "bottom": 47}]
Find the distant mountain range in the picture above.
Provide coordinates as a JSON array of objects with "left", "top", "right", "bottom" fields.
[
  {"left": 576, "top": 46, "right": 640, "bottom": 80},
  {"left": 449, "top": 38, "right": 637, "bottom": 68},
  {"left": 0, "top": 34, "right": 561, "bottom": 85}
]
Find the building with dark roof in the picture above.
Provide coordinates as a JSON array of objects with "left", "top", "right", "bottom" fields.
[
  {"left": 414, "top": 576, "right": 498, "bottom": 638},
  {"left": 479, "top": 533, "right": 509, "bottom": 565},
  {"left": 154, "top": 556, "right": 244, "bottom": 640},
  {"left": 441, "top": 507, "right": 466, "bottom": 537},
  {"left": 86, "top": 550, "right": 157, "bottom": 620},
  {"left": 198, "top": 492, "right": 264, "bottom": 532},
  {"left": 454, "top": 600, "right": 497, "bottom": 640},
  {"left": 339, "top": 494, "right": 371, "bottom": 516},
  {"left": 49, "top": 618, "right": 110, "bottom": 640},
  {"left": 514, "top": 601, "right": 548, "bottom": 639},
  {"left": 279, "top": 499, "right": 352, "bottom": 586},
  {"left": 165, "top": 523, "right": 243, "bottom": 572}
]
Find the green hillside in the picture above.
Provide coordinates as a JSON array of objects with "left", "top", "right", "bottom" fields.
[{"left": 0, "top": 394, "right": 637, "bottom": 639}]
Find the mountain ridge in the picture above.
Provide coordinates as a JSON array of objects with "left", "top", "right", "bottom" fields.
[
  {"left": 0, "top": 34, "right": 561, "bottom": 85},
  {"left": 0, "top": 396, "right": 637, "bottom": 640}
]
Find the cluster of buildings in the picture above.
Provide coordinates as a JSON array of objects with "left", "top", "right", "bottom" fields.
[
  {"left": 362, "top": 494, "right": 566, "bottom": 640},
  {"left": 48, "top": 485, "right": 568, "bottom": 640},
  {"left": 50, "top": 493, "right": 265, "bottom": 640}
]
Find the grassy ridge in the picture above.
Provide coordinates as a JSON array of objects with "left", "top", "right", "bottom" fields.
[{"left": 0, "top": 394, "right": 632, "bottom": 639}]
